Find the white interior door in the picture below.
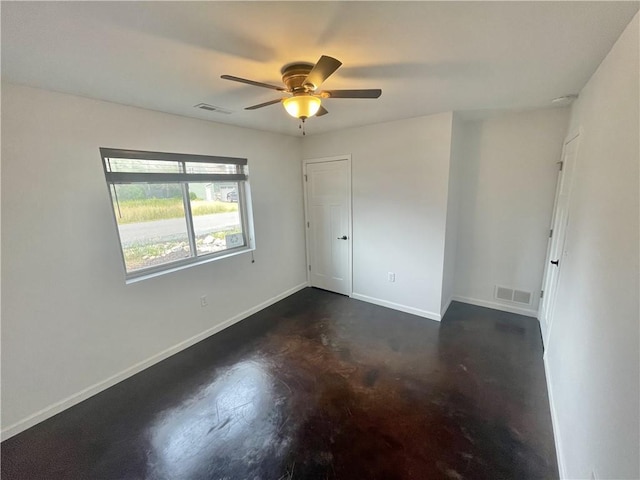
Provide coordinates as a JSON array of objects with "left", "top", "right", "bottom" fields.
[
  {"left": 539, "top": 132, "right": 580, "bottom": 347},
  {"left": 304, "top": 158, "right": 352, "bottom": 296}
]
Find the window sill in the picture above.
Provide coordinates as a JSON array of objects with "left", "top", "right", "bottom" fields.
[{"left": 124, "top": 245, "right": 255, "bottom": 284}]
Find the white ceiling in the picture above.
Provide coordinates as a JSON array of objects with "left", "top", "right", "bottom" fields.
[{"left": 2, "top": 1, "right": 638, "bottom": 136}]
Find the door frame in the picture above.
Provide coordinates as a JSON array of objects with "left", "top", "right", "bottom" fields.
[
  {"left": 539, "top": 128, "right": 581, "bottom": 350},
  {"left": 302, "top": 155, "right": 353, "bottom": 296}
]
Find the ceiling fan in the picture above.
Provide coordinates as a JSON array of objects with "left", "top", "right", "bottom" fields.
[{"left": 221, "top": 55, "right": 382, "bottom": 123}]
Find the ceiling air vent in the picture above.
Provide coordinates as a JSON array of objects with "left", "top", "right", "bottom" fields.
[{"left": 194, "top": 103, "right": 232, "bottom": 114}]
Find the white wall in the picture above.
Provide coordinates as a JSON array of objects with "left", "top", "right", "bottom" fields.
[
  {"left": 545, "top": 13, "right": 639, "bottom": 480},
  {"left": 1, "top": 83, "right": 307, "bottom": 437},
  {"left": 441, "top": 113, "right": 466, "bottom": 315},
  {"left": 302, "top": 113, "right": 453, "bottom": 320},
  {"left": 453, "top": 108, "right": 570, "bottom": 316}
]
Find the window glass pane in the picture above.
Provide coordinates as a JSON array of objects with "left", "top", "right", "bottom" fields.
[
  {"left": 106, "top": 158, "right": 182, "bottom": 174},
  {"left": 188, "top": 182, "right": 245, "bottom": 256},
  {"left": 111, "top": 183, "right": 191, "bottom": 272},
  {"left": 184, "top": 162, "right": 240, "bottom": 175}
]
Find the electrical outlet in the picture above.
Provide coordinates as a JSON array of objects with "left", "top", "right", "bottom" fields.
[
  {"left": 388, "top": 272, "right": 396, "bottom": 283},
  {"left": 200, "top": 295, "right": 208, "bottom": 307}
]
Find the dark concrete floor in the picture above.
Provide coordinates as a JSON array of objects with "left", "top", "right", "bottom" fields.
[{"left": 1, "top": 288, "right": 558, "bottom": 479}]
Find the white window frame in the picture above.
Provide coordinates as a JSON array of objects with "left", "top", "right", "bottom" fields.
[{"left": 100, "top": 148, "right": 255, "bottom": 283}]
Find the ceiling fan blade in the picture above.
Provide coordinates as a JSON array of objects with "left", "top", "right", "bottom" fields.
[
  {"left": 245, "top": 98, "right": 283, "bottom": 110},
  {"left": 221, "top": 75, "right": 286, "bottom": 92},
  {"left": 304, "top": 55, "right": 342, "bottom": 89},
  {"left": 316, "top": 105, "right": 329, "bottom": 117},
  {"left": 324, "top": 89, "right": 382, "bottom": 99}
]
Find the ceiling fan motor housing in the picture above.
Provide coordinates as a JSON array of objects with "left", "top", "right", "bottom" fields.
[{"left": 281, "top": 63, "right": 316, "bottom": 93}]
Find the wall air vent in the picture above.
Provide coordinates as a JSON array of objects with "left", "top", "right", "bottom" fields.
[
  {"left": 496, "top": 286, "right": 513, "bottom": 301},
  {"left": 194, "top": 103, "right": 232, "bottom": 114},
  {"left": 494, "top": 285, "right": 533, "bottom": 305},
  {"left": 513, "top": 290, "right": 532, "bottom": 305}
]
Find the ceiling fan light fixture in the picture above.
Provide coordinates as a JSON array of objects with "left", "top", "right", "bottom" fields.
[{"left": 283, "top": 95, "right": 321, "bottom": 119}]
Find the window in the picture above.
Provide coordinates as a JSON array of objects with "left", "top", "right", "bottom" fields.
[{"left": 100, "top": 148, "right": 254, "bottom": 281}]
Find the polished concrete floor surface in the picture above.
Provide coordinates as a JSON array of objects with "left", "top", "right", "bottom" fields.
[{"left": 2, "top": 288, "right": 558, "bottom": 479}]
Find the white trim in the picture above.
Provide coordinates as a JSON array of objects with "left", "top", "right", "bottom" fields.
[
  {"left": 441, "top": 296, "right": 453, "bottom": 317},
  {"left": 1, "top": 282, "right": 308, "bottom": 441},
  {"left": 302, "top": 163, "right": 311, "bottom": 286},
  {"left": 302, "top": 154, "right": 352, "bottom": 165},
  {"left": 564, "top": 127, "right": 582, "bottom": 145},
  {"left": 451, "top": 295, "right": 538, "bottom": 318},
  {"left": 544, "top": 354, "right": 566, "bottom": 479},
  {"left": 302, "top": 155, "right": 353, "bottom": 296},
  {"left": 538, "top": 128, "right": 582, "bottom": 350},
  {"left": 351, "top": 293, "right": 441, "bottom": 322}
]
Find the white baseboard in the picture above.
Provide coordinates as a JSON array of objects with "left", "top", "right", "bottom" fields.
[
  {"left": 351, "top": 293, "right": 441, "bottom": 322},
  {"left": 1, "top": 282, "right": 308, "bottom": 441},
  {"left": 451, "top": 295, "right": 538, "bottom": 318},
  {"left": 544, "top": 354, "right": 566, "bottom": 479}
]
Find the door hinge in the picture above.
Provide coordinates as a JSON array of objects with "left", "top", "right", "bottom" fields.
[
  {"left": 540, "top": 290, "right": 544, "bottom": 299},
  {"left": 307, "top": 221, "right": 310, "bottom": 228},
  {"left": 308, "top": 265, "right": 311, "bottom": 271},
  {"left": 559, "top": 161, "right": 564, "bottom": 171},
  {"left": 549, "top": 229, "right": 553, "bottom": 238},
  {"left": 304, "top": 174, "right": 308, "bottom": 181}
]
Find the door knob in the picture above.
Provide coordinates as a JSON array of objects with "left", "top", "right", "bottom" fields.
[
  {"left": 338, "top": 235, "right": 348, "bottom": 240},
  {"left": 550, "top": 259, "right": 560, "bottom": 266}
]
